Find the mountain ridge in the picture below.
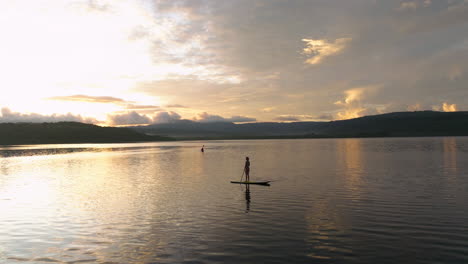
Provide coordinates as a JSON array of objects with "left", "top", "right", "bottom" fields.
[
  {"left": 1, "top": 111, "right": 467, "bottom": 145},
  {"left": 0, "top": 122, "right": 173, "bottom": 145},
  {"left": 131, "top": 111, "right": 468, "bottom": 139}
]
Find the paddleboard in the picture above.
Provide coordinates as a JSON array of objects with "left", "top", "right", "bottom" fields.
[{"left": 230, "top": 181, "right": 270, "bottom": 185}]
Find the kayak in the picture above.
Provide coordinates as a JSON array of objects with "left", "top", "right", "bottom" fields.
[{"left": 230, "top": 181, "right": 270, "bottom": 185}]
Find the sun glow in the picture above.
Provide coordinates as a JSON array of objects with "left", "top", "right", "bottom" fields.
[
  {"left": 0, "top": 1, "right": 152, "bottom": 115},
  {"left": 0, "top": 0, "right": 212, "bottom": 123}
]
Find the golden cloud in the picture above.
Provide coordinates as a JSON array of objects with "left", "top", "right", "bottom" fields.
[
  {"left": 334, "top": 87, "right": 368, "bottom": 106},
  {"left": 334, "top": 85, "right": 380, "bottom": 120},
  {"left": 442, "top": 102, "right": 457, "bottom": 112},
  {"left": 48, "top": 95, "right": 127, "bottom": 104},
  {"left": 261, "top": 107, "right": 276, "bottom": 113},
  {"left": 302, "top": 38, "right": 352, "bottom": 65},
  {"left": 336, "top": 108, "right": 367, "bottom": 120},
  {"left": 125, "top": 104, "right": 161, "bottom": 110},
  {"left": 407, "top": 103, "right": 423, "bottom": 111}
]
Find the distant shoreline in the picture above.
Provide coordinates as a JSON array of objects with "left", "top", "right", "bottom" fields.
[
  {"left": 2, "top": 111, "right": 468, "bottom": 145},
  {"left": 2, "top": 134, "right": 468, "bottom": 147},
  {"left": 175, "top": 134, "right": 468, "bottom": 141},
  {"left": 133, "top": 111, "right": 468, "bottom": 141},
  {"left": 0, "top": 122, "right": 174, "bottom": 146}
]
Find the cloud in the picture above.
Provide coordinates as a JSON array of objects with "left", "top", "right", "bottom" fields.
[
  {"left": 194, "top": 112, "right": 230, "bottom": 123},
  {"left": 335, "top": 88, "right": 366, "bottom": 106},
  {"left": 334, "top": 86, "right": 379, "bottom": 106},
  {"left": 275, "top": 114, "right": 334, "bottom": 122},
  {"left": 152, "top": 111, "right": 182, "bottom": 124},
  {"left": 274, "top": 116, "right": 300, "bottom": 122},
  {"left": 135, "top": 77, "right": 278, "bottom": 119},
  {"left": 334, "top": 86, "right": 381, "bottom": 120},
  {"left": 407, "top": 103, "right": 423, "bottom": 111},
  {"left": 441, "top": 102, "right": 457, "bottom": 112},
  {"left": 136, "top": 78, "right": 233, "bottom": 104},
  {"left": 227, "top": 115, "right": 257, "bottom": 123},
  {"left": 399, "top": 3, "right": 468, "bottom": 33},
  {"left": 336, "top": 108, "right": 368, "bottom": 120},
  {"left": 0, "top": 107, "right": 98, "bottom": 124},
  {"left": 398, "top": 1, "right": 418, "bottom": 11},
  {"left": 48, "top": 95, "right": 127, "bottom": 104},
  {"left": 193, "top": 112, "right": 256, "bottom": 123},
  {"left": 82, "top": 0, "right": 112, "bottom": 12},
  {"left": 125, "top": 104, "right": 161, "bottom": 111},
  {"left": 423, "top": 0, "right": 432, "bottom": 7},
  {"left": 261, "top": 107, "right": 276, "bottom": 113},
  {"left": 165, "top": 104, "right": 187, "bottom": 108},
  {"left": 302, "top": 38, "right": 352, "bottom": 65},
  {"left": 107, "top": 111, "right": 151, "bottom": 126},
  {"left": 397, "top": 0, "right": 432, "bottom": 11},
  {"left": 448, "top": 66, "right": 463, "bottom": 81},
  {"left": 131, "top": 1, "right": 468, "bottom": 122},
  {"left": 316, "top": 114, "right": 335, "bottom": 120},
  {"left": 3, "top": 0, "right": 467, "bottom": 124}
]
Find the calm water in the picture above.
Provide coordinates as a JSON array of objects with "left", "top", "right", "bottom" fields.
[{"left": 0, "top": 138, "right": 467, "bottom": 264}]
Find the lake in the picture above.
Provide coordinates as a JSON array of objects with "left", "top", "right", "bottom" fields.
[{"left": 0, "top": 138, "right": 467, "bottom": 264}]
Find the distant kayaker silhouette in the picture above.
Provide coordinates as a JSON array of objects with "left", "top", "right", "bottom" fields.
[
  {"left": 201, "top": 145, "right": 204, "bottom": 153},
  {"left": 244, "top": 157, "right": 250, "bottom": 182}
]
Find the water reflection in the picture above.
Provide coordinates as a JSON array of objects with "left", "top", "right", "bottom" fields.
[
  {"left": 336, "top": 139, "right": 364, "bottom": 199},
  {"left": 1, "top": 139, "right": 468, "bottom": 263},
  {"left": 443, "top": 137, "right": 457, "bottom": 174},
  {"left": 305, "top": 195, "right": 350, "bottom": 260},
  {"left": 245, "top": 184, "right": 251, "bottom": 213}
]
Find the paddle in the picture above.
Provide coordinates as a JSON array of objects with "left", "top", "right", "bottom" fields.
[{"left": 239, "top": 170, "right": 245, "bottom": 182}]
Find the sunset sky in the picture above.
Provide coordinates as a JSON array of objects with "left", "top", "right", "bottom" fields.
[{"left": 0, "top": 0, "right": 467, "bottom": 125}]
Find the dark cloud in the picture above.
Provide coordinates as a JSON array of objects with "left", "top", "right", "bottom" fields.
[
  {"left": 125, "top": 104, "right": 161, "bottom": 111},
  {"left": 194, "top": 112, "right": 256, "bottom": 123},
  {"left": 107, "top": 111, "right": 151, "bottom": 126},
  {"left": 226, "top": 115, "right": 257, "bottom": 123},
  {"left": 0, "top": 108, "right": 98, "bottom": 124},
  {"left": 316, "top": 114, "right": 334, "bottom": 120},
  {"left": 152, "top": 111, "right": 182, "bottom": 123},
  {"left": 48, "top": 95, "right": 127, "bottom": 104},
  {"left": 274, "top": 116, "right": 300, "bottom": 122},
  {"left": 274, "top": 114, "right": 333, "bottom": 122}
]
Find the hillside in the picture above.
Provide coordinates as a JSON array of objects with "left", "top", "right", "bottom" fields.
[
  {"left": 315, "top": 111, "right": 468, "bottom": 137},
  {"left": 132, "top": 111, "right": 468, "bottom": 139},
  {"left": 0, "top": 122, "right": 173, "bottom": 145},
  {"left": 1, "top": 112, "right": 467, "bottom": 145}
]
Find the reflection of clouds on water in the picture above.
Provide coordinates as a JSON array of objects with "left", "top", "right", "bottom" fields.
[
  {"left": 443, "top": 137, "right": 457, "bottom": 177},
  {"left": 302, "top": 139, "right": 364, "bottom": 260},
  {"left": 305, "top": 196, "right": 351, "bottom": 260},
  {"left": 336, "top": 139, "right": 365, "bottom": 199},
  {"left": 2, "top": 139, "right": 468, "bottom": 263},
  {"left": 0, "top": 142, "right": 195, "bottom": 159},
  {"left": 0, "top": 147, "right": 176, "bottom": 263}
]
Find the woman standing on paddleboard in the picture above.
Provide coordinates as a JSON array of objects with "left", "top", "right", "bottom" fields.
[{"left": 244, "top": 157, "right": 250, "bottom": 182}]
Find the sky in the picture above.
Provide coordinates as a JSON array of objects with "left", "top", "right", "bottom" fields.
[{"left": 0, "top": 0, "right": 467, "bottom": 125}]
